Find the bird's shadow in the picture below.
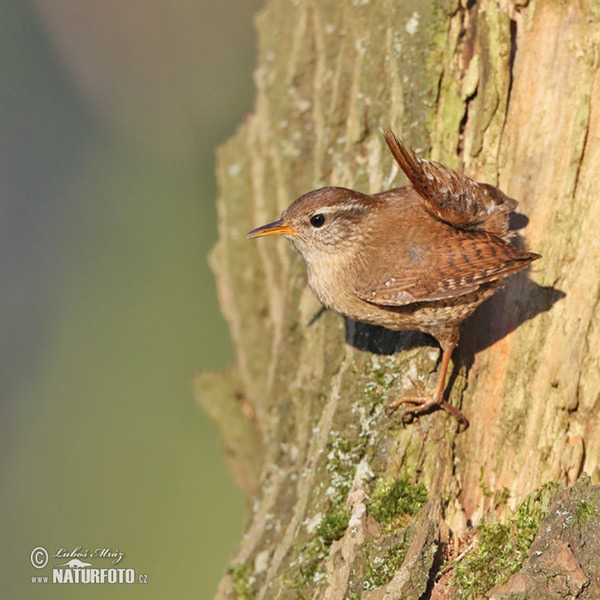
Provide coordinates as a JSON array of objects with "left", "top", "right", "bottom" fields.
[{"left": 345, "top": 319, "right": 433, "bottom": 356}]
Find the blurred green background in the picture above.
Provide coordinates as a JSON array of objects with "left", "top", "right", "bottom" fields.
[{"left": 1, "top": 0, "right": 263, "bottom": 597}]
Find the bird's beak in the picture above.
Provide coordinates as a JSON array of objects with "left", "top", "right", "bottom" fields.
[{"left": 246, "top": 219, "right": 297, "bottom": 239}]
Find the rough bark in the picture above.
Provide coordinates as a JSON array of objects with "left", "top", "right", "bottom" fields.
[{"left": 195, "top": 0, "right": 600, "bottom": 598}]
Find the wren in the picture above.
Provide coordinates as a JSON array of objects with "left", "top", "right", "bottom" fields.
[{"left": 247, "top": 130, "right": 540, "bottom": 429}]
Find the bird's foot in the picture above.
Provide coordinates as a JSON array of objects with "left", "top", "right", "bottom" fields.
[{"left": 388, "top": 377, "right": 469, "bottom": 431}]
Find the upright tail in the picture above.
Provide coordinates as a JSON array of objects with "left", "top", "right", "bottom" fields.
[{"left": 383, "top": 129, "right": 517, "bottom": 241}]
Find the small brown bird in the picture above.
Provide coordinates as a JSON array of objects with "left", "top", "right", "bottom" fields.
[{"left": 247, "top": 130, "right": 539, "bottom": 429}]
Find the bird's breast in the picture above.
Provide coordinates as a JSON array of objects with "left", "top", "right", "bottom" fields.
[
  {"left": 305, "top": 258, "right": 341, "bottom": 309},
  {"left": 304, "top": 251, "right": 360, "bottom": 315}
]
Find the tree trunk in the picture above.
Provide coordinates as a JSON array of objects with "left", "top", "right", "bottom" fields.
[{"left": 195, "top": 0, "right": 600, "bottom": 597}]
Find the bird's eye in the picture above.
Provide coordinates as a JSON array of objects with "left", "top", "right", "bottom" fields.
[{"left": 310, "top": 214, "right": 326, "bottom": 228}]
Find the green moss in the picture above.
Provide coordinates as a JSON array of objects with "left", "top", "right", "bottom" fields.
[
  {"left": 479, "top": 467, "right": 510, "bottom": 509},
  {"left": 291, "top": 538, "right": 327, "bottom": 593},
  {"left": 230, "top": 564, "right": 256, "bottom": 600},
  {"left": 366, "top": 477, "right": 427, "bottom": 529},
  {"left": 573, "top": 499, "right": 598, "bottom": 529},
  {"left": 354, "top": 355, "right": 406, "bottom": 406},
  {"left": 363, "top": 537, "right": 409, "bottom": 591},
  {"left": 351, "top": 355, "right": 420, "bottom": 423},
  {"left": 316, "top": 510, "right": 350, "bottom": 546},
  {"left": 453, "top": 484, "right": 558, "bottom": 599},
  {"left": 287, "top": 432, "right": 366, "bottom": 594},
  {"left": 361, "top": 358, "right": 396, "bottom": 390},
  {"left": 289, "top": 509, "right": 350, "bottom": 593}
]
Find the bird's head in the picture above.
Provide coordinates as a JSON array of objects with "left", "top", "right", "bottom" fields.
[{"left": 247, "top": 187, "right": 373, "bottom": 261}]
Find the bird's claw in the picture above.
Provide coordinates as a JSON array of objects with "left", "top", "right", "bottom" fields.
[
  {"left": 387, "top": 375, "right": 431, "bottom": 414},
  {"left": 387, "top": 378, "right": 469, "bottom": 431}
]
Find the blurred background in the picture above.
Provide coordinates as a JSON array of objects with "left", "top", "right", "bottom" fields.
[{"left": 1, "top": 0, "right": 263, "bottom": 597}]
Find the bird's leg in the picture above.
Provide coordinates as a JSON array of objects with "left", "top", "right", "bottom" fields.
[{"left": 388, "top": 335, "right": 469, "bottom": 430}]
